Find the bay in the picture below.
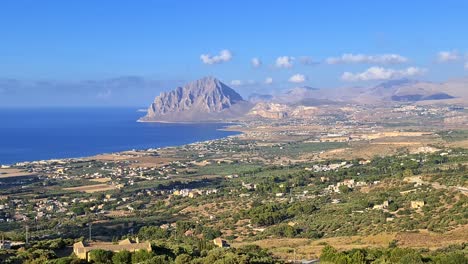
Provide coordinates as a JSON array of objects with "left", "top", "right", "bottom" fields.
[{"left": 0, "top": 108, "right": 239, "bottom": 165}]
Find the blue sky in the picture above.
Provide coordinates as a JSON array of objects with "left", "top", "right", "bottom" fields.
[{"left": 1, "top": 1, "right": 468, "bottom": 106}]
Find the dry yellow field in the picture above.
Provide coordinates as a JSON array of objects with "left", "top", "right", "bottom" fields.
[
  {"left": 319, "top": 135, "right": 445, "bottom": 160},
  {"left": 89, "top": 177, "right": 112, "bottom": 183},
  {"left": 64, "top": 184, "right": 118, "bottom": 193},
  {"left": 231, "top": 226, "right": 468, "bottom": 260},
  {"left": 0, "top": 168, "right": 35, "bottom": 178}
]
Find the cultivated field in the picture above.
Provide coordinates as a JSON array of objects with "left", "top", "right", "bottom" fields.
[
  {"left": 0, "top": 168, "right": 35, "bottom": 178},
  {"left": 64, "top": 183, "right": 118, "bottom": 193}
]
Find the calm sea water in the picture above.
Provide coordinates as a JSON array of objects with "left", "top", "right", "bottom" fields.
[{"left": 0, "top": 108, "right": 239, "bottom": 165}]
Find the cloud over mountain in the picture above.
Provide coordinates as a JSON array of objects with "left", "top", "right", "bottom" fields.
[
  {"left": 289, "top": 74, "right": 307, "bottom": 83},
  {"left": 341, "top": 67, "right": 425, "bottom": 81},
  {"left": 265, "top": 77, "right": 273, "bottom": 84},
  {"left": 437, "top": 50, "right": 459, "bottom": 62},
  {"left": 230, "top": 80, "right": 243, "bottom": 86},
  {"left": 200, "top": 49, "right": 233, "bottom": 64},
  {"left": 326, "top": 53, "right": 408, "bottom": 64}
]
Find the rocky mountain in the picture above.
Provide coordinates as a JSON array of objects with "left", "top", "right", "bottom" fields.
[
  {"left": 139, "top": 77, "right": 252, "bottom": 122},
  {"left": 247, "top": 103, "right": 291, "bottom": 119}
]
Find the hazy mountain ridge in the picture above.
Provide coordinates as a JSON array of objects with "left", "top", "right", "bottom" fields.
[
  {"left": 252, "top": 79, "right": 468, "bottom": 106},
  {"left": 354, "top": 79, "right": 468, "bottom": 103}
]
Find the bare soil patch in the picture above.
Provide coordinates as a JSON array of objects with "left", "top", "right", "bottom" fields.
[
  {"left": 64, "top": 184, "right": 118, "bottom": 193},
  {"left": 0, "top": 168, "right": 35, "bottom": 178}
]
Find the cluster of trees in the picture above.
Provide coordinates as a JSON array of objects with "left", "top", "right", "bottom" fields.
[
  {"left": 0, "top": 238, "right": 75, "bottom": 264},
  {"left": 84, "top": 245, "right": 280, "bottom": 264},
  {"left": 245, "top": 203, "right": 290, "bottom": 226},
  {"left": 1, "top": 236, "right": 281, "bottom": 264},
  {"left": 319, "top": 244, "right": 467, "bottom": 264},
  {"left": 88, "top": 249, "right": 155, "bottom": 264},
  {"left": 243, "top": 202, "right": 318, "bottom": 227},
  {"left": 137, "top": 221, "right": 222, "bottom": 241}
]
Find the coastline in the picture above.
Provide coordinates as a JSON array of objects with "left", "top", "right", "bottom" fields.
[
  {"left": 137, "top": 118, "right": 242, "bottom": 125},
  {"left": 3, "top": 121, "right": 245, "bottom": 166}
]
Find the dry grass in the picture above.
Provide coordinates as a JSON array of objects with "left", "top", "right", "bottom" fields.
[
  {"left": 232, "top": 233, "right": 395, "bottom": 260},
  {"left": 395, "top": 226, "right": 468, "bottom": 249},
  {"left": 447, "top": 139, "right": 468, "bottom": 148},
  {"left": 232, "top": 227, "right": 468, "bottom": 260},
  {"left": 89, "top": 177, "right": 112, "bottom": 183},
  {"left": 64, "top": 184, "right": 118, "bottom": 193},
  {"left": 90, "top": 153, "right": 177, "bottom": 168},
  {"left": 0, "top": 168, "right": 35, "bottom": 178},
  {"left": 105, "top": 210, "right": 134, "bottom": 217},
  {"left": 319, "top": 135, "right": 444, "bottom": 160}
]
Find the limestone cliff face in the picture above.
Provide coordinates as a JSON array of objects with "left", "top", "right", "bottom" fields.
[
  {"left": 247, "top": 103, "right": 290, "bottom": 119},
  {"left": 140, "top": 77, "right": 251, "bottom": 122},
  {"left": 247, "top": 102, "right": 318, "bottom": 119}
]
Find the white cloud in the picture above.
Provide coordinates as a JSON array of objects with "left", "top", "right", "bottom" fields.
[
  {"left": 437, "top": 50, "right": 459, "bottom": 62},
  {"left": 265, "top": 77, "right": 273, "bottom": 84},
  {"left": 230, "top": 80, "right": 243, "bottom": 86},
  {"left": 251, "top": 57, "right": 262, "bottom": 68},
  {"left": 200, "top": 49, "right": 233, "bottom": 64},
  {"left": 341, "top": 66, "right": 426, "bottom": 82},
  {"left": 230, "top": 79, "right": 257, "bottom": 86},
  {"left": 276, "top": 56, "right": 294, "bottom": 68},
  {"left": 464, "top": 62, "right": 468, "bottom": 70},
  {"left": 288, "top": 74, "right": 307, "bottom": 83},
  {"left": 326, "top": 53, "right": 408, "bottom": 64}
]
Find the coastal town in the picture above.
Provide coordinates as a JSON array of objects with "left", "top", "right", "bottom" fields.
[{"left": 0, "top": 102, "right": 466, "bottom": 263}]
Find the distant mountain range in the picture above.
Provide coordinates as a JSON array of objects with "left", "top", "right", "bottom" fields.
[
  {"left": 140, "top": 76, "right": 468, "bottom": 122},
  {"left": 266, "top": 78, "right": 468, "bottom": 105}
]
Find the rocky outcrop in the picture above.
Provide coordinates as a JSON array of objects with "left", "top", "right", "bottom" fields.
[
  {"left": 246, "top": 102, "right": 318, "bottom": 119},
  {"left": 140, "top": 77, "right": 252, "bottom": 122},
  {"left": 247, "top": 103, "right": 291, "bottom": 119}
]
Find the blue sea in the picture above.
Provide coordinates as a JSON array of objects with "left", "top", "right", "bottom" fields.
[{"left": 0, "top": 108, "right": 240, "bottom": 165}]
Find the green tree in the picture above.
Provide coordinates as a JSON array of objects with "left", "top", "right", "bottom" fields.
[
  {"left": 112, "top": 250, "right": 131, "bottom": 264},
  {"left": 148, "top": 255, "right": 173, "bottom": 264},
  {"left": 320, "top": 245, "right": 338, "bottom": 262},
  {"left": 432, "top": 252, "right": 468, "bottom": 264},
  {"left": 88, "top": 249, "right": 113, "bottom": 264},
  {"left": 138, "top": 226, "right": 170, "bottom": 240},
  {"left": 399, "top": 253, "right": 423, "bottom": 264},
  {"left": 350, "top": 250, "right": 366, "bottom": 264},
  {"left": 339, "top": 185, "right": 351, "bottom": 194},
  {"left": 174, "top": 253, "right": 192, "bottom": 264},
  {"left": 132, "top": 250, "right": 153, "bottom": 263},
  {"left": 403, "top": 168, "right": 414, "bottom": 177},
  {"left": 388, "top": 202, "right": 399, "bottom": 212}
]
